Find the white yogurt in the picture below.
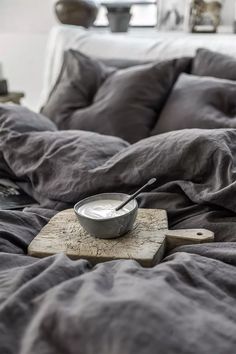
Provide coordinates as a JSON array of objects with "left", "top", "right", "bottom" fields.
[{"left": 78, "top": 199, "right": 133, "bottom": 219}]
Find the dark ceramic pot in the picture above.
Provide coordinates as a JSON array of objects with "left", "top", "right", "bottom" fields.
[
  {"left": 107, "top": 11, "right": 132, "bottom": 33},
  {"left": 55, "top": 0, "right": 99, "bottom": 28}
]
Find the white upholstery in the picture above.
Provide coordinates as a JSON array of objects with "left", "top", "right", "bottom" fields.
[{"left": 40, "top": 25, "right": 236, "bottom": 106}]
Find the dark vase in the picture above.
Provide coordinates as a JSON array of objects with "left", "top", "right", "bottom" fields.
[
  {"left": 107, "top": 8, "right": 132, "bottom": 33},
  {"left": 55, "top": 0, "right": 99, "bottom": 28}
]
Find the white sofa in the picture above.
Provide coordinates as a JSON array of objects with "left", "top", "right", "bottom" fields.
[{"left": 40, "top": 25, "right": 236, "bottom": 108}]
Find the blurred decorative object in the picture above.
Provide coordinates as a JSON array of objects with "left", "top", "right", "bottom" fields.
[
  {"left": 157, "top": 0, "right": 190, "bottom": 31},
  {"left": 102, "top": 2, "right": 132, "bottom": 32},
  {"left": 0, "top": 63, "right": 8, "bottom": 96},
  {"left": 0, "top": 92, "right": 24, "bottom": 105},
  {"left": 188, "top": 0, "right": 223, "bottom": 33},
  {"left": 107, "top": 9, "right": 132, "bottom": 33},
  {"left": 55, "top": 0, "right": 99, "bottom": 28},
  {"left": 101, "top": 0, "right": 156, "bottom": 33},
  {"left": 0, "top": 80, "right": 8, "bottom": 96}
]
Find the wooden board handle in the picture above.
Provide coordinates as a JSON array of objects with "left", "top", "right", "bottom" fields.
[{"left": 165, "top": 228, "right": 214, "bottom": 251}]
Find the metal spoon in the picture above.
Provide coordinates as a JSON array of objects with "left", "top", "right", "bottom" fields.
[{"left": 115, "top": 178, "right": 157, "bottom": 211}]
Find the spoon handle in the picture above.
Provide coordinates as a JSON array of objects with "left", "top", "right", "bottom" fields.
[{"left": 115, "top": 178, "right": 157, "bottom": 211}]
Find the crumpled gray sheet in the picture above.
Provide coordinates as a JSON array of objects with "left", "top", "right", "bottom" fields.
[
  {"left": 0, "top": 121, "right": 236, "bottom": 353},
  {"left": 0, "top": 244, "right": 236, "bottom": 354},
  {"left": 1, "top": 127, "right": 236, "bottom": 241}
]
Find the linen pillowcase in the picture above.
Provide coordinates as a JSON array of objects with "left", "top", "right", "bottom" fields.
[
  {"left": 41, "top": 50, "right": 114, "bottom": 126},
  {"left": 151, "top": 73, "right": 236, "bottom": 135},
  {"left": 41, "top": 52, "right": 148, "bottom": 124},
  {"left": 101, "top": 58, "right": 150, "bottom": 69},
  {"left": 192, "top": 48, "right": 236, "bottom": 81},
  {"left": 0, "top": 104, "right": 57, "bottom": 179},
  {"left": 0, "top": 104, "right": 57, "bottom": 133},
  {"left": 41, "top": 49, "right": 191, "bottom": 143}
]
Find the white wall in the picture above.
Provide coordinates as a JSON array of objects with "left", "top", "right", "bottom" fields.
[
  {"left": 0, "top": 0, "right": 235, "bottom": 111},
  {"left": 0, "top": 0, "right": 57, "bottom": 34},
  {"left": 0, "top": 0, "right": 57, "bottom": 110}
]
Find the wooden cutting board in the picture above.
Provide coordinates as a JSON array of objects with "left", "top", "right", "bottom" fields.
[{"left": 28, "top": 208, "right": 214, "bottom": 267}]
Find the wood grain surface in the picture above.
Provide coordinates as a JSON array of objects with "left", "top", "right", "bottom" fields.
[{"left": 28, "top": 208, "right": 214, "bottom": 267}]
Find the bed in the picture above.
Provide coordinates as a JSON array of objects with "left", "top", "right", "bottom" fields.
[{"left": 1, "top": 26, "right": 236, "bottom": 354}]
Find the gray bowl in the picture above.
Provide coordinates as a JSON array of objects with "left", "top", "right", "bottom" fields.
[{"left": 74, "top": 193, "right": 138, "bottom": 239}]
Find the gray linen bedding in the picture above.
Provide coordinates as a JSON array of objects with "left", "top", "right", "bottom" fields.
[{"left": 0, "top": 107, "right": 236, "bottom": 353}]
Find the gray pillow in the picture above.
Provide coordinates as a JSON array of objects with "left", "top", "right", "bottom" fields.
[
  {"left": 0, "top": 104, "right": 57, "bottom": 178},
  {"left": 101, "top": 58, "right": 150, "bottom": 69},
  {"left": 41, "top": 50, "right": 114, "bottom": 125},
  {"left": 151, "top": 73, "right": 236, "bottom": 135},
  {"left": 41, "top": 50, "right": 191, "bottom": 143},
  {"left": 192, "top": 48, "right": 236, "bottom": 81},
  {"left": 0, "top": 104, "right": 57, "bottom": 133}
]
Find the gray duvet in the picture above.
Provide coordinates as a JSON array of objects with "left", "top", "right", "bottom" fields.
[{"left": 0, "top": 111, "right": 236, "bottom": 353}]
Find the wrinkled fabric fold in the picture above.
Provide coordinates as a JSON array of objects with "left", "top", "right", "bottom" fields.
[{"left": 0, "top": 108, "right": 236, "bottom": 353}]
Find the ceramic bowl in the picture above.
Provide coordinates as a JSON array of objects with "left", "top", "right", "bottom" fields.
[{"left": 74, "top": 193, "right": 138, "bottom": 239}]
